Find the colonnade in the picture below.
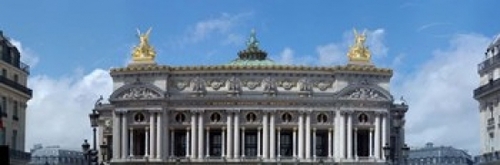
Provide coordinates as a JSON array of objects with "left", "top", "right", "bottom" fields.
[{"left": 110, "top": 109, "right": 388, "bottom": 162}]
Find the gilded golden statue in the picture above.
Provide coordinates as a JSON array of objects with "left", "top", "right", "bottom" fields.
[
  {"left": 132, "top": 28, "right": 156, "bottom": 62},
  {"left": 347, "top": 29, "right": 371, "bottom": 62}
]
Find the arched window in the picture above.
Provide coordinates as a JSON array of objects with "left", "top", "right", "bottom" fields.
[
  {"left": 210, "top": 113, "right": 221, "bottom": 122},
  {"left": 317, "top": 113, "right": 328, "bottom": 123},
  {"left": 282, "top": 113, "right": 292, "bottom": 123},
  {"left": 246, "top": 112, "right": 257, "bottom": 122},
  {"left": 358, "top": 113, "right": 369, "bottom": 123},
  {"left": 134, "top": 113, "right": 145, "bottom": 122},
  {"left": 175, "top": 113, "right": 186, "bottom": 123}
]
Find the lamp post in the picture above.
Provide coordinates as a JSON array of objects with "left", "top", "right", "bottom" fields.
[
  {"left": 383, "top": 143, "right": 410, "bottom": 165},
  {"left": 82, "top": 139, "right": 91, "bottom": 165}
]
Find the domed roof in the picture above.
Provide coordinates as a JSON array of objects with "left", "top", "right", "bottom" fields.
[{"left": 227, "top": 29, "right": 276, "bottom": 66}]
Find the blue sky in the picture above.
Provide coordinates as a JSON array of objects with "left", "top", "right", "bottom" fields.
[{"left": 1, "top": 0, "right": 498, "bottom": 154}]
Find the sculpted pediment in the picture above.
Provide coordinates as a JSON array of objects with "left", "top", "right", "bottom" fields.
[
  {"left": 110, "top": 80, "right": 164, "bottom": 101},
  {"left": 117, "top": 87, "right": 162, "bottom": 99},
  {"left": 338, "top": 86, "right": 392, "bottom": 101}
]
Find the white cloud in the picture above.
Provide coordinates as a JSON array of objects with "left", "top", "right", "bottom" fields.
[
  {"left": 9, "top": 39, "right": 40, "bottom": 68},
  {"left": 183, "top": 12, "right": 252, "bottom": 45},
  {"left": 278, "top": 28, "right": 387, "bottom": 66},
  {"left": 395, "top": 33, "right": 492, "bottom": 154},
  {"left": 26, "top": 69, "right": 113, "bottom": 151},
  {"left": 316, "top": 43, "right": 345, "bottom": 65},
  {"left": 273, "top": 47, "right": 315, "bottom": 65}
]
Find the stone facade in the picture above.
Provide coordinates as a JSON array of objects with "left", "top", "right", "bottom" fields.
[
  {"left": 474, "top": 35, "right": 500, "bottom": 165},
  {"left": 0, "top": 30, "right": 32, "bottom": 165},
  {"left": 408, "top": 142, "right": 473, "bottom": 165},
  {"left": 95, "top": 30, "right": 408, "bottom": 164}
]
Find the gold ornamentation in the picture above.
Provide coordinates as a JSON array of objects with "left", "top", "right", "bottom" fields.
[
  {"left": 132, "top": 28, "right": 156, "bottom": 62},
  {"left": 347, "top": 29, "right": 371, "bottom": 62}
]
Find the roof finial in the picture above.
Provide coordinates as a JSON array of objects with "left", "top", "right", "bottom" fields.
[
  {"left": 347, "top": 28, "right": 371, "bottom": 64},
  {"left": 131, "top": 27, "right": 156, "bottom": 65},
  {"left": 246, "top": 28, "right": 259, "bottom": 50}
]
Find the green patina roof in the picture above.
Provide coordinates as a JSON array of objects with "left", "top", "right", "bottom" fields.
[{"left": 226, "top": 58, "right": 276, "bottom": 66}]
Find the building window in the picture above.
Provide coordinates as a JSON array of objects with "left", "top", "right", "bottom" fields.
[
  {"left": 174, "top": 130, "right": 186, "bottom": 156},
  {"left": 209, "top": 130, "right": 222, "bottom": 157},
  {"left": 282, "top": 113, "right": 292, "bottom": 123},
  {"left": 13, "top": 74, "right": 18, "bottom": 83},
  {"left": 1, "top": 69, "right": 6, "bottom": 77},
  {"left": 246, "top": 112, "right": 257, "bottom": 122},
  {"left": 317, "top": 113, "right": 328, "bottom": 123},
  {"left": 1, "top": 97, "right": 6, "bottom": 117},
  {"left": 279, "top": 130, "right": 293, "bottom": 157},
  {"left": 358, "top": 113, "right": 369, "bottom": 123},
  {"left": 210, "top": 113, "right": 221, "bottom": 123},
  {"left": 134, "top": 113, "right": 145, "bottom": 122},
  {"left": 315, "top": 131, "right": 328, "bottom": 157},
  {"left": 244, "top": 131, "right": 258, "bottom": 157},
  {"left": 175, "top": 113, "right": 186, "bottom": 123},
  {"left": 13, "top": 100, "right": 18, "bottom": 121},
  {"left": 12, "top": 130, "right": 17, "bottom": 150}
]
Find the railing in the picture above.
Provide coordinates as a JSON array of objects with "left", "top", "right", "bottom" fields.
[
  {"left": 478, "top": 54, "right": 500, "bottom": 73},
  {"left": 9, "top": 148, "right": 31, "bottom": 162},
  {"left": 474, "top": 78, "right": 500, "bottom": 98},
  {"left": 0, "top": 75, "right": 32, "bottom": 96},
  {"left": 19, "top": 61, "right": 30, "bottom": 75}
]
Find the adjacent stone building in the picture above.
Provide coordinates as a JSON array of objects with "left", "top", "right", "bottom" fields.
[
  {"left": 94, "top": 29, "right": 409, "bottom": 164},
  {"left": 29, "top": 144, "right": 86, "bottom": 165},
  {"left": 408, "top": 142, "right": 473, "bottom": 165},
  {"left": 0, "top": 30, "right": 32, "bottom": 165}
]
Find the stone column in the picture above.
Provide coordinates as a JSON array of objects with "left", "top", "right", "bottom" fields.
[
  {"left": 227, "top": 112, "right": 233, "bottom": 159},
  {"left": 186, "top": 128, "right": 190, "bottom": 157},
  {"left": 112, "top": 112, "right": 121, "bottom": 160},
  {"left": 277, "top": 128, "right": 281, "bottom": 157},
  {"left": 234, "top": 112, "right": 240, "bottom": 158},
  {"left": 270, "top": 112, "right": 276, "bottom": 159},
  {"left": 312, "top": 128, "right": 317, "bottom": 158},
  {"left": 298, "top": 113, "right": 304, "bottom": 159},
  {"left": 339, "top": 111, "right": 345, "bottom": 159},
  {"left": 374, "top": 113, "right": 380, "bottom": 160},
  {"left": 347, "top": 112, "right": 352, "bottom": 159},
  {"left": 121, "top": 113, "right": 128, "bottom": 159},
  {"left": 198, "top": 111, "right": 204, "bottom": 159},
  {"left": 369, "top": 128, "right": 374, "bottom": 158},
  {"left": 150, "top": 113, "right": 156, "bottom": 158},
  {"left": 170, "top": 130, "right": 174, "bottom": 157},
  {"left": 129, "top": 128, "right": 134, "bottom": 157},
  {"left": 191, "top": 112, "right": 197, "bottom": 159},
  {"left": 381, "top": 113, "right": 387, "bottom": 160},
  {"left": 354, "top": 128, "right": 357, "bottom": 160},
  {"left": 206, "top": 128, "right": 210, "bottom": 157},
  {"left": 222, "top": 128, "right": 226, "bottom": 157},
  {"left": 163, "top": 112, "right": 169, "bottom": 159},
  {"left": 293, "top": 127, "right": 297, "bottom": 158},
  {"left": 305, "top": 112, "right": 311, "bottom": 159},
  {"left": 262, "top": 112, "right": 269, "bottom": 159},
  {"left": 242, "top": 128, "right": 246, "bottom": 157},
  {"left": 145, "top": 127, "right": 149, "bottom": 157},
  {"left": 257, "top": 127, "right": 261, "bottom": 157},
  {"left": 328, "top": 128, "right": 332, "bottom": 158},
  {"left": 334, "top": 111, "right": 339, "bottom": 159},
  {"left": 156, "top": 113, "right": 162, "bottom": 159}
]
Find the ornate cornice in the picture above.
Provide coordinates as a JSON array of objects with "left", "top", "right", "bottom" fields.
[{"left": 110, "top": 64, "right": 392, "bottom": 76}]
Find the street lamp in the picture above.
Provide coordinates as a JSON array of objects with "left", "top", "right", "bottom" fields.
[
  {"left": 82, "top": 139, "right": 90, "bottom": 165},
  {"left": 383, "top": 143, "right": 410, "bottom": 165},
  {"left": 87, "top": 96, "right": 102, "bottom": 165}
]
